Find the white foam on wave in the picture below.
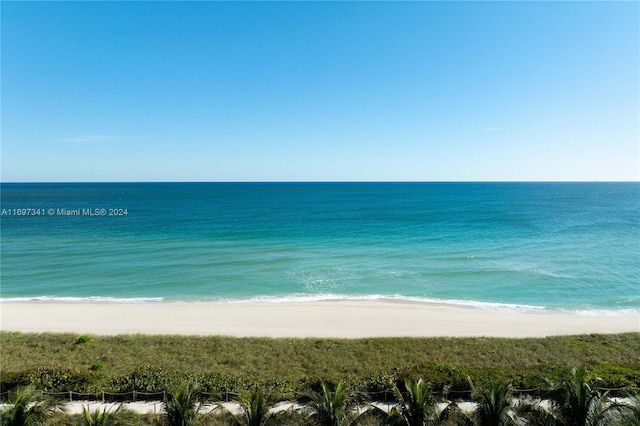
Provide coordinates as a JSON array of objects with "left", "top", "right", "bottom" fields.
[
  {"left": 215, "top": 293, "right": 549, "bottom": 313},
  {"left": 222, "top": 293, "right": 384, "bottom": 304},
  {"left": 394, "top": 295, "right": 548, "bottom": 313},
  {"left": 0, "top": 296, "right": 165, "bottom": 304},
  {"left": 573, "top": 308, "right": 640, "bottom": 316},
  {"left": 1, "top": 294, "right": 636, "bottom": 315}
]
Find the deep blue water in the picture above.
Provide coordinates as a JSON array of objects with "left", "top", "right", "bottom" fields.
[{"left": 1, "top": 182, "right": 638, "bottom": 313}]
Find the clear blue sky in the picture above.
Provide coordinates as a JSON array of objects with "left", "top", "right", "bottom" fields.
[{"left": 2, "top": 1, "right": 638, "bottom": 182}]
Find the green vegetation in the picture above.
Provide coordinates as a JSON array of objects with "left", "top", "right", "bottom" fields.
[
  {"left": 465, "top": 379, "right": 516, "bottom": 426},
  {"left": 0, "top": 386, "right": 63, "bottom": 425},
  {"left": 1, "top": 332, "right": 639, "bottom": 397},
  {"left": 530, "top": 367, "right": 630, "bottom": 426},
  {"left": 47, "top": 409, "right": 160, "bottom": 426},
  {"left": 2, "top": 376, "right": 639, "bottom": 425},
  {"left": 302, "top": 382, "right": 369, "bottom": 426},
  {"left": 617, "top": 393, "right": 640, "bottom": 425},
  {"left": 388, "top": 378, "right": 443, "bottom": 426},
  {"left": 80, "top": 405, "right": 124, "bottom": 426},
  {"left": 220, "top": 388, "right": 281, "bottom": 426},
  {"left": 75, "top": 335, "right": 94, "bottom": 345},
  {"left": 163, "top": 383, "right": 204, "bottom": 426}
]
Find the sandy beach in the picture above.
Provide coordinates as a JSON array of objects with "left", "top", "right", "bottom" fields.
[{"left": 1, "top": 300, "right": 637, "bottom": 337}]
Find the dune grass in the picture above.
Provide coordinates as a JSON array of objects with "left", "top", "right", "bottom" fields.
[{"left": 1, "top": 332, "right": 639, "bottom": 395}]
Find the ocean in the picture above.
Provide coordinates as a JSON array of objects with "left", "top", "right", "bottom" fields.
[{"left": 1, "top": 182, "right": 638, "bottom": 314}]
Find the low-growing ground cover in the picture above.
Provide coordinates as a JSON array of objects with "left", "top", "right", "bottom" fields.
[{"left": 1, "top": 332, "right": 639, "bottom": 396}]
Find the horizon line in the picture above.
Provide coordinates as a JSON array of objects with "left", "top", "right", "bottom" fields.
[{"left": 1, "top": 180, "right": 639, "bottom": 184}]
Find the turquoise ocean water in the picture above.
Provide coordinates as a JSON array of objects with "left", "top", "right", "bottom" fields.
[{"left": 1, "top": 182, "right": 638, "bottom": 314}]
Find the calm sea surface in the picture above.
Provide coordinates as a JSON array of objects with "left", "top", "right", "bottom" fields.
[{"left": 1, "top": 182, "right": 638, "bottom": 313}]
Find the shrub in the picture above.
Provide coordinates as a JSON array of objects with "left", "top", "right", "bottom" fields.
[
  {"left": 22, "top": 367, "right": 93, "bottom": 392},
  {"left": 75, "top": 335, "right": 93, "bottom": 345},
  {"left": 89, "top": 361, "right": 106, "bottom": 372},
  {"left": 109, "top": 366, "right": 178, "bottom": 393}
]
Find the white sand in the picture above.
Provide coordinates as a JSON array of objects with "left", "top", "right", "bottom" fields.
[{"left": 1, "top": 300, "right": 637, "bottom": 337}]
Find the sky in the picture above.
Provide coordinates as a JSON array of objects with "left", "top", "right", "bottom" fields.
[{"left": 1, "top": 1, "right": 638, "bottom": 182}]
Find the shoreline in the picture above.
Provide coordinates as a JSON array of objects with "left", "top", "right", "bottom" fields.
[
  {"left": 3, "top": 294, "right": 636, "bottom": 315},
  {"left": 1, "top": 300, "right": 638, "bottom": 338}
]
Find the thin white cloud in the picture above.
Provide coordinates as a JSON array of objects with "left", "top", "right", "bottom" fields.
[{"left": 63, "top": 135, "right": 137, "bottom": 144}]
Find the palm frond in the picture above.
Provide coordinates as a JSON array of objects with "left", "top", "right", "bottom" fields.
[
  {"left": 219, "top": 387, "right": 280, "bottom": 426},
  {"left": 469, "top": 378, "right": 516, "bottom": 426},
  {"left": 0, "top": 386, "right": 63, "bottom": 426},
  {"left": 81, "top": 404, "right": 122, "bottom": 426},
  {"left": 392, "top": 378, "right": 439, "bottom": 426},
  {"left": 439, "top": 401, "right": 474, "bottom": 426},
  {"left": 163, "top": 382, "right": 204, "bottom": 426},
  {"left": 541, "top": 367, "right": 624, "bottom": 426},
  {"left": 616, "top": 392, "right": 640, "bottom": 426},
  {"left": 303, "top": 382, "right": 368, "bottom": 426}
]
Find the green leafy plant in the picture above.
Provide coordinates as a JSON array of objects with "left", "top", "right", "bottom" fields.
[
  {"left": 163, "top": 382, "right": 205, "bottom": 426},
  {"left": 80, "top": 405, "right": 121, "bottom": 426},
  {"left": 90, "top": 361, "right": 106, "bottom": 372},
  {"left": 76, "top": 335, "right": 93, "bottom": 345},
  {"left": 470, "top": 378, "right": 517, "bottom": 426},
  {"left": 303, "top": 382, "right": 370, "bottom": 426},
  {"left": 387, "top": 378, "right": 442, "bottom": 426},
  {"left": 523, "top": 367, "right": 627, "bottom": 426},
  {"left": 0, "top": 386, "right": 63, "bottom": 426},
  {"left": 220, "top": 387, "right": 280, "bottom": 426}
]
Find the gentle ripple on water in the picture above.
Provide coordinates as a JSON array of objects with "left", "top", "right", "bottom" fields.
[{"left": 1, "top": 182, "right": 638, "bottom": 314}]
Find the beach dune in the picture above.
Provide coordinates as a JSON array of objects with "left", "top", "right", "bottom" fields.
[{"left": 1, "top": 300, "right": 638, "bottom": 337}]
